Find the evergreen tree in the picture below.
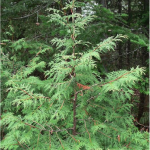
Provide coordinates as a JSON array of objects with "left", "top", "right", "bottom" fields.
[{"left": 1, "top": 0, "right": 149, "bottom": 149}]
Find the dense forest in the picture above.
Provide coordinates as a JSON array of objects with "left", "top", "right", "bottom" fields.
[{"left": 1, "top": 0, "right": 149, "bottom": 149}]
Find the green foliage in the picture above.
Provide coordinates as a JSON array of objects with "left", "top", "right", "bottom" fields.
[{"left": 1, "top": 0, "right": 149, "bottom": 150}]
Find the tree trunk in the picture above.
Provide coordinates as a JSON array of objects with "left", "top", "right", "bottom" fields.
[
  {"left": 118, "top": 0, "right": 122, "bottom": 69},
  {"left": 138, "top": 93, "right": 145, "bottom": 122},
  {"left": 101, "top": 0, "right": 107, "bottom": 8},
  {"left": 137, "top": 94, "right": 149, "bottom": 123},
  {"left": 144, "top": 0, "right": 149, "bottom": 11},
  {"left": 127, "top": 0, "right": 131, "bottom": 68}
]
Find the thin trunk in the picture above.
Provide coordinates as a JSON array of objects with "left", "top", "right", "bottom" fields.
[
  {"left": 127, "top": 41, "right": 130, "bottom": 67},
  {"left": 137, "top": 93, "right": 145, "bottom": 122},
  {"left": 101, "top": 0, "right": 107, "bottom": 8},
  {"left": 118, "top": 0, "right": 122, "bottom": 69},
  {"left": 127, "top": 0, "right": 131, "bottom": 68},
  {"left": 138, "top": 94, "right": 149, "bottom": 124},
  {"left": 144, "top": 0, "right": 149, "bottom": 11}
]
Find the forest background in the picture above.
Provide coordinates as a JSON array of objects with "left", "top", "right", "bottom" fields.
[{"left": 1, "top": 0, "right": 149, "bottom": 150}]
